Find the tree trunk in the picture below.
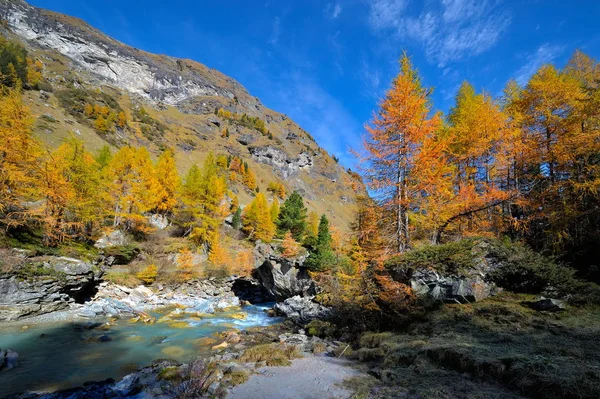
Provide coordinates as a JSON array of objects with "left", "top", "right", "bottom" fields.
[{"left": 396, "top": 160, "right": 408, "bottom": 253}]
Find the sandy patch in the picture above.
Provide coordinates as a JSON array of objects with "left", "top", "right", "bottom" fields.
[{"left": 228, "top": 355, "right": 363, "bottom": 399}]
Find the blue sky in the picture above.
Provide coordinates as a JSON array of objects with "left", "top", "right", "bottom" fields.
[{"left": 29, "top": 0, "right": 600, "bottom": 168}]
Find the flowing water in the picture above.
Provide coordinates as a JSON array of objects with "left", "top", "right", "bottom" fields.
[{"left": 0, "top": 303, "right": 281, "bottom": 397}]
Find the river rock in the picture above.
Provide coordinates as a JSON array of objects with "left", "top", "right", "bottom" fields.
[
  {"left": 274, "top": 295, "right": 331, "bottom": 323},
  {"left": 253, "top": 242, "right": 316, "bottom": 300},
  {"left": 0, "top": 348, "right": 18, "bottom": 371}
]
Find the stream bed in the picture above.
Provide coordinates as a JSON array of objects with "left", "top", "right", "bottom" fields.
[{"left": 0, "top": 303, "right": 281, "bottom": 397}]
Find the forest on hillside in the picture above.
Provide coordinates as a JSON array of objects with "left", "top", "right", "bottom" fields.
[{"left": 2, "top": 34, "right": 600, "bottom": 283}]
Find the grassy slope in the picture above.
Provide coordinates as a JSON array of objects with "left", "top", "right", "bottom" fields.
[
  {"left": 21, "top": 42, "right": 359, "bottom": 232},
  {"left": 344, "top": 293, "right": 600, "bottom": 399}
]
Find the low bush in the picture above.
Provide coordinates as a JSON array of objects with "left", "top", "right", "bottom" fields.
[
  {"left": 103, "top": 244, "right": 140, "bottom": 265},
  {"left": 136, "top": 264, "right": 158, "bottom": 285},
  {"left": 485, "top": 239, "right": 577, "bottom": 294},
  {"left": 385, "top": 239, "right": 477, "bottom": 279},
  {"left": 306, "top": 320, "right": 337, "bottom": 338}
]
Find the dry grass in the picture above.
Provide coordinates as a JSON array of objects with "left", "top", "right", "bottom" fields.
[
  {"left": 238, "top": 343, "right": 302, "bottom": 367},
  {"left": 351, "top": 293, "right": 600, "bottom": 399},
  {"left": 103, "top": 270, "right": 141, "bottom": 287}
]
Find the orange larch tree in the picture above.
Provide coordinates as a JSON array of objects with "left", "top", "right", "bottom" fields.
[{"left": 359, "top": 52, "right": 440, "bottom": 253}]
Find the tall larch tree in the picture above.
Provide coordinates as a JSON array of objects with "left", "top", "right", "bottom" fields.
[
  {"left": 360, "top": 52, "right": 440, "bottom": 253},
  {"left": 180, "top": 153, "right": 227, "bottom": 247},
  {"left": 154, "top": 148, "right": 180, "bottom": 215},
  {"left": 105, "top": 146, "right": 162, "bottom": 230},
  {"left": 243, "top": 192, "right": 275, "bottom": 242},
  {"left": 0, "top": 85, "right": 40, "bottom": 224},
  {"left": 270, "top": 197, "right": 280, "bottom": 224},
  {"left": 430, "top": 82, "right": 512, "bottom": 243},
  {"left": 38, "top": 138, "right": 103, "bottom": 244}
]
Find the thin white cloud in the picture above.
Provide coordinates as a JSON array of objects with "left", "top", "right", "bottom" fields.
[
  {"left": 269, "top": 17, "right": 280, "bottom": 45},
  {"left": 329, "top": 31, "right": 344, "bottom": 75},
  {"left": 514, "top": 43, "right": 564, "bottom": 85},
  {"left": 368, "top": 0, "right": 511, "bottom": 66},
  {"left": 361, "top": 61, "right": 382, "bottom": 99},
  {"left": 333, "top": 4, "right": 343, "bottom": 18},
  {"left": 325, "top": 3, "right": 343, "bottom": 19},
  {"left": 442, "top": 0, "right": 487, "bottom": 23},
  {"left": 368, "top": 0, "right": 408, "bottom": 31}
]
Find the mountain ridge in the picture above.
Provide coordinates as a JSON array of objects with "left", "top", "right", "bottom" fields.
[{"left": 0, "top": 0, "right": 362, "bottom": 230}]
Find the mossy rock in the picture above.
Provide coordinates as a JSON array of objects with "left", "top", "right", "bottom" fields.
[{"left": 161, "top": 346, "right": 186, "bottom": 358}]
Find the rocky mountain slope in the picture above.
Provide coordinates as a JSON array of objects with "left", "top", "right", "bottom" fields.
[{"left": 0, "top": 0, "right": 362, "bottom": 230}]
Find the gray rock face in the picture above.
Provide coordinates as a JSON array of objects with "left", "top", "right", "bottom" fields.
[
  {"left": 236, "top": 133, "right": 257, "bottom": 146},
  {"left": 248, "top": 146, "right": 313, "bottom": 178},
  {"left": 274, "top": 295, "right": 331, "bottom": 323},
  {"left": 0, "top": 257, "right": 97, "bottom": 321},
  {"left": 253, "top": 242, "right": 316, "bottom": 301},
  {"left": 0, "top": 0, "right": 255, "bottom": 108},
  {"left": 0, "top": 348, "right": 18, "bottom": 371},
  {"left": 94, "top": 230, "right": 129, "bottom": 249}
]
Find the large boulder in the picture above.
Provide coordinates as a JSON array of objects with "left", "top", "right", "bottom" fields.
[
  {"left": 94, "top": 230, "right": 130, "bottom": 249},
  {"left": 386, "top": 240, "right": 502, "bottom": 304},
  {"left": 147, "top": 214, "right": 169, "bottom": 230},
  {"left": 409, "top": 268, "right": 498, "bottom": 304},
  {"left": 0, "top": 256, "right": 97, "bottom": 321},
  {"left": 524, "top": 297, "right": 566, "bottom": 312},
  {"left": 274, "top": 295, "right": 331, "bottom": 323},
  {"left": 253, "top": 242, "right": 316, "bottom": 301}
]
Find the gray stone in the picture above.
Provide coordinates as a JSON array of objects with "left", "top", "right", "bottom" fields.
[
  {"left": 253, "top": 242, "right": 316, "bottom": 300},
  {"left": 389, "top": 240, "right": 503, "bottom": 304},
  {"left": 248, "top": 146, "right": 313, "bottom": 179},
  {"left": 274, "top": 295, "right": 331, "bottom": 324},
  {"left": 236, "top": 133, "right": 257, "bottom": 146},
  {"left": 94, "top": 230, "right": 129, "bottom": 249},
  {"left": 148, "top": 214, "right": 169, "bottom": 230},
  {"left": 526, "top": 297, "right": 566, "bottom": 312}
]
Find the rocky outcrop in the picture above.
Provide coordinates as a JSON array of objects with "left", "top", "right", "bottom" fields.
[
  {"left": 274, "top": 296, "right": 331, "bottom": 323},
  {"left": 248, "top": 146, "right": 313, "bottom": 178},
  {"left": 0, "top": 256, "right": 98, "bottom": 321},
  {"left": 0, "top": 0, "right": 255, "bottom": 108},
  {"left": 147, "top": 214, "right": 169, "bottom": 230},
  {"left": 387, "top": 240, "right": 503, "bottom": 304},
  {"left": 408, "top": 268, "right": 499, "bottom": 304},
  {"left": 253, "top": 242, "right": 316, "bottom": 301},
  {"left": 94, "top": 230, "right": 130, "bottom": 249}
]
